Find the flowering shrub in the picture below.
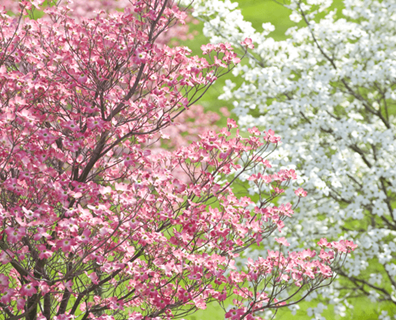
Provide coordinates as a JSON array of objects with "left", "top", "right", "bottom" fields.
[
  {"left": 189, "top": 0, "right": 396, "bottom": 316},
  {"left": 0, "top": 0, "right": 356, "bottom": 319}
]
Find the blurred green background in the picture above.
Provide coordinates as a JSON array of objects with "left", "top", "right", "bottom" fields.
[{"left": 178, "top": 0, "right": 395, "bottom": 319}]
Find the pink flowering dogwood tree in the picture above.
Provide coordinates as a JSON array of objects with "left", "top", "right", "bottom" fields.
[{"left": 0, "top": 1, "right": 356, "bottom": 319}]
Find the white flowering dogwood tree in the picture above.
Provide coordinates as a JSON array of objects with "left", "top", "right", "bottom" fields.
[{"left": 188, "top": 0, "right": 396, "bottom": 318}]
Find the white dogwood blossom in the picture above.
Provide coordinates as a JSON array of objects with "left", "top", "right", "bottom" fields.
[{"left": 190, "top": 0, "right": 396, "bottom": 317}]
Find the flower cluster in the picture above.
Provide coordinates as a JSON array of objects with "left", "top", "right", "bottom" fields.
[{"left": 223, "top": 238, "right": 356, "bottom": 320}]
